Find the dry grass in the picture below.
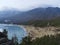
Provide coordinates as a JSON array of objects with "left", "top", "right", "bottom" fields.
[{"left": 21, "top": 25, "right": 60, "bottom": 39}]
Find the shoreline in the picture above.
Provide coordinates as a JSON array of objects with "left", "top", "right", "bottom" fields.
[
  {"left": 19, "top": 25, "right": 28, "bottom": 36},
  {"left": 21, "top": 25, "right": 60, "bottom": 39},
  {"left": 0, "top": 24, "right": 60, "bottom": 39}
]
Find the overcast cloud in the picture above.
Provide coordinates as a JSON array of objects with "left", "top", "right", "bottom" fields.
[{"left": 0, "top": 0, "right": 60, "bottom": 11}]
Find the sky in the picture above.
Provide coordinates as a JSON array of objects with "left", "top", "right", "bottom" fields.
[{"left": 0, "top": 0, "right": 60, "bottom": 11}]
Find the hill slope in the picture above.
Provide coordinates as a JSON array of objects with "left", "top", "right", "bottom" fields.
[{"left": 0, "top": 7, "right": 60, "bottom": 24}]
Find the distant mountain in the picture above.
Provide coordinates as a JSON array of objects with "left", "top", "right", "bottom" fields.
[
  {"left": 24, "top": 7, "right": 60, "bottom": 20},
  {"left": 0, "top": 7, "right": 60, "bottom": 24}
]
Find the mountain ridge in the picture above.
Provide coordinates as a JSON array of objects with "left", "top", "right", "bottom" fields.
[{"left": 0, "top": 7, "right": 60, "bottom": 24}]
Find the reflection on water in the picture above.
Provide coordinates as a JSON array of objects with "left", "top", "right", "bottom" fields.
[{"left": 0, "top": 24, "right": 27, "bottom": 42}]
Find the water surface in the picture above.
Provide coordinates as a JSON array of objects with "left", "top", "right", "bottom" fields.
[{"left": 0, "top": 24, "right": 27, "bottom": 42}]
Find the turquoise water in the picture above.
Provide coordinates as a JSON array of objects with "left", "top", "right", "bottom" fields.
[{"left": 0, "top": 24, "right": 27, "bottom": 42}]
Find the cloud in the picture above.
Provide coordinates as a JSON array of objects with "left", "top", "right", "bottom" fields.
[{"left": 0, "top": 0, "right": 60, "bottom": 11}]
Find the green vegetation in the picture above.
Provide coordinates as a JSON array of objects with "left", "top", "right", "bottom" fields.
[
  {"left": 23, "top": 18, "right": 60, "bottom": 27},
  {"left": 20, "top": 36, "right": 32, "bottom": 45},
  {"left": 20, "top": 34, "right": 60, "bottom": 45}
]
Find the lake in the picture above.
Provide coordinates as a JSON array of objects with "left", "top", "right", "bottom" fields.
[{"left": 0, "top": 24, "right": 27, "bottom": 42}]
